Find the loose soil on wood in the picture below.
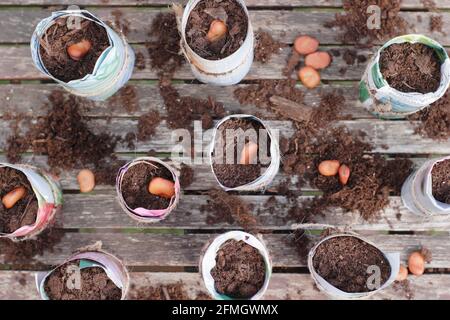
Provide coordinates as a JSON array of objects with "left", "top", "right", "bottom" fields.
[
  {"left": 137, "top": 110, "right": 161, "bottom": 141},
  {"left": 40, "top": 17, "right": 110, "bottom": 82},
  {"left": 211, "top": 118, "right": 271, "bottom": 188},
  {"left": 211, "top": 239, "right": 265, "bottom": 299},
  {"left": 186, "top": 0, "right": 248, "bottom": 60},
  {"left": 129, "top": 282, "right": 210, "bottom": 300},
  {"left": 121, "top": 162, "right": 173, "bottom": 210},
  {"left": 431, "top": 159, "right": 450, "bottom": 204},
  {"left": 380, "top": 43, "right": 441, "bottom": 94},
  {"left": 0, "top": 167, "right": 38, "bottom": 234},
  {"left": 179, "top": 163, "right": 194, "bottom": 188},
  {"left": 312, "top": 236, "right": 391, "bottom": 293},
  {"left": 254, "top": 30, "right": 284, "bottom": 64},
  {"left": 44, "top": 260, "right": 122, "bottom": 300}
]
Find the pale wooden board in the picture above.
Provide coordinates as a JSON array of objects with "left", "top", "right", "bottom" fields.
[
  {"left": 1, "top": 271, "right": 449, "bottom": 300},
  {"left": 1, "top": 233, "right": 449, "bottom": 268}
]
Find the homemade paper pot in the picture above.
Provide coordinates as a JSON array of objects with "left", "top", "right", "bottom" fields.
[
  {"left": 31, "top": 9, "right": 135, "bottom": 101},
  {"left": 200, "top": 231, "right": 272, "bottom": 300},
  {"left": 0, "top": 163, "right": 63, "bottom": 241},
  {"left": 35, "top": 248, "right": 130, "bottom": 300},
  {"left": 116, "top": 157, "right": 181, "bottom": 223},
  {"left": 209, "top": 114, "right": 280, "bottom": 192},
  {"left": 359, "top": 34, "right": 450, "bottom": 119},
  {"left": 180, "top": 0, "right": 254, "bottom": 85},
  {"left": 401, "top": 155, "right": 450, "bottom": 216},
  {"left": 307, "top": 233, "right": 400, "bottom": 300}
]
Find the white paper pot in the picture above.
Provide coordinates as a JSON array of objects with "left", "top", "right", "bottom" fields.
[
  {"left": 200, "top": 231, "right": 272, "bottom": 300},
  {"left": 116, "top": 157, "right": 181, "bottom": 223},
  {"left": 36, "top": 247, "right": 130, "bottom": 300},
  {"left": 401, "top": 155, "right": 450, "bottom": 216},
  {"left": 307, "top": 233, "right": 400, "bottom": 300},
  {"left": 0, "top": 163, "right": 63, "bottom": 241},
  {"left": 180, "top": 0, "right": 254, "bottom": 85},
  {"left": 31, "top": 9, "right": 135, "bottom": 101},
  {"left": 209, "top": 114, "right": 280, "bottom": 191}
]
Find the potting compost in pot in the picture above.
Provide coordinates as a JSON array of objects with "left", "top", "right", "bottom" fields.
[{"left": 431, "top": 159, "right": 450, "bottom": 204}]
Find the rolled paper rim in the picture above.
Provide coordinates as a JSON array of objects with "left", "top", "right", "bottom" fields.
[
  {"left": 307, "top": 233, "right": 400, "bottom": 299},
  {"left": 116, "top": 157, "right": 180, "bottom": 222},
  {"left": 200, "top": 230, "right": 272, "bottom": 300},
  {"left": 209, "top": 114, "right": 280, "bottom": 191}
]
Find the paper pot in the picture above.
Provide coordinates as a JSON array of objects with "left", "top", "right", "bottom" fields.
[
  {"left": 35, "top": 245, "right": 129, "bottom": 300},
  {"left": 116, "top": 157, "right": 180, "bottom": 223},
  {"left": 307, "top": 233, "right": 400, "bottom": 300},
  {"left": 179, "top": 0, "right": 254, "bottom": 86},
  {"left": 31, "top": 9, "right": 135, "bottom": 101},
  {"left": 209, "top": 114, "right": 280, "bottom": 192},
  {"left": 401, "top": 155, "right": 450, "bottom": 216},
  {"left": 0, "top": 163, "right": 63, "bottom": 241},
  {"left": 200, "top": 231, "right": 272, "bottom": 300},
  {"left": 359, "top": 34, "right": 450, "bottom": 119}
]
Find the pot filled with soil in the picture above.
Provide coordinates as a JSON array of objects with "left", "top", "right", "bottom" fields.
[
  {"left": 36, "top": 245, "right": 129, "bottom": 300},
  {"left": 116, "top": 157, "right": 180, "bottom": 223},
  {"left": 401, "top": 155, "right": 450, "bottom": 216},
  {"left": 0, "top": 163, "right": 63, "bottom": 241},
  {"left": 359, "top": 34, "right": 450, "bottom": 119},
  {"left": 209, "top": 114, "right": 280, "bottom": 191},
  {"left": 200, "top": 231, "right": 272, "bottom": 300},
  {"left": 31, "top": 9, "right": 135, "bottom": 101},
  {"left": 178, "top": 0, "right": 254, "bottom": 85},
  {"left": 308, "top": 233, "right": 400, "bottom": 299}
]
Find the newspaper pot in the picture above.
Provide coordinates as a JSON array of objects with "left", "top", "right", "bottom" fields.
[
  {"left": 209, "top": 114, "right": 280, "bottom": 191},
  {"left": 31, "top": 9, "right": 135, "bottom": 101},
  {"left": 200, "top": 231, "right": 272, "bottom": 300},
  {"left": 307, "top": 233, "right": 400, "bottom": 299},
  {"left": 401, "top": 155, "right": 450, "bottom": 216},
  {"left": 0, "top": 163, "right": 63, "bottom": 241},
  {"left": 359, "top": 34, "right": 450, "bottom": 119},
  {"left": 36, "top": 246, "right": 129, "bottom": 300},
  {"left": 180, "top": 0, "right": 254, "bottom": 86},
  {"left": 116, "top": 157, "right": 180, "bottom": 223}
]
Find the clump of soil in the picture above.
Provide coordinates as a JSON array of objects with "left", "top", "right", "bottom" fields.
[
  {"left": 40, "top": 17, "right": 110, "bottom": 82},
  {"left": 202, "top": 189, "right": 257, "bottom": 231},
  {"left": 135, "top": 52, "right": 146, "bottom": 70},
  {"left": 325, "top": 0, "right": 407, "bottom": 45},
  {"left": 44, "top": 260, "right": 122, "bottom": 300},
  {"left": 186, "top": 0, "right": 248, "bottom": 60},
  {"left": 0, "top": 167, "right": 38, "bottom": 234},
  {"left": 93, "top": 159, "right": 127, "bottom": 186},
  {"left": 137, "top": 110, "right": 161, "bottom": 141},
  {"left": 121, "top": 162, "right": 173, "bottom": 210},
  {"left": 431, "top": 159, "right": 450, "bottom": 204},
  {"left": 146, "top": 12, "right": 185, "bottom": 78},
  {"left": 211, "top": 118, "right": 271, "bottom": 188},
  {"left": 179, "top": 163, "right": 194, "bottom": 188},
  {"left": 129, "top": 282, "right": 210, "bottom": 300},
  {"left": 313, "top": 236, "right": 391, "bottom": 293},
  {"left": 254, "top": 30, "right": 284, "bottom": 64},
  {"left": 108, "top": 85, "right": 140, "bottom": 114},
  {"left": 393, "top": 279, "right": 415, "bottom": 300},
  {"left": 159, "top": 81, "right": 225, "bottom": 131},
  {"left": 211, "top": 239, "right": 266, "bottom": 299},
  {"left": 380, "top": 43, "right": 441, "bottom": 94},
  {"left": 430, "top": 15, "right": 444, "bottom": 33},
  {"left": 289, "top": 229, "right": 313, "bottom": 264},
  {"left": 111, "top": 9, "right": 130, "bottom": 36}
]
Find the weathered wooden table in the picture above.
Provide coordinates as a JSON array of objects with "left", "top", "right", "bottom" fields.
[{"left": 1, "top": 0, "right": 450, "bottom": 300}]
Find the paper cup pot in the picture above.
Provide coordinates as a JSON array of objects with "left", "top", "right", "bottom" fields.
[
  {"left": 0, "top": 163, "right": 63, "bottom": 241},
  {"left": 116, "top": 157, "right": 180, "bottom": 223},
  {"left": 359, "top": 34, "right": 450, "bottom": 119},
  {"left": 401, "top": 155, "right": 450, "bottom": 216},
  {"left": 308, "top": 233, "right": 400, "bottom": 300},
  {"left": 200, "top": 231, "right": 272, "bottom": 300},
  {"left": 36, "top": 246, "right": 129, "bottom": 300},
  {"left": 209, "top": 114, "right": 280, "bottom": 192},
  {"left": 31, "top": 9, "right": 135, "bottom": 101},
  {"left": 179, "top": 0, "right": 254, "bottom": 85}
]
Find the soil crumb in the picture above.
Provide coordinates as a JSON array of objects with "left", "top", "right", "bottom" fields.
[
  {"left": 431, "top": 159, "right": 450, "bottom": 204},
  {"left": 393, "top": 279, "right": 415, "bottom": 300},
  {"left": 211, "top": 239, "right": 265, "bottom": 299},
  {"left": 380, "top": 43, "right": 441, "bottom": 94},
  {"left": 108, "top": 85, "right": 140, "bottom": 114},
  {"left": 179, "top": 163, "right": 194, "bottom": 188},
  {"left": 313, "top": 236, "right": 391, "bottom": 293},
  {"left": 137, "top": 110, "right": 161, "bottom": 141},
  {"left": 129, "top": 282, "right": 210, "bottom": 300},
  {"left": 254, "top": 30, "right": 284, "bottom": 64}
]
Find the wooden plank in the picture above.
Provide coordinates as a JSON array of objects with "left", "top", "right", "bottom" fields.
[
  {"left": 58, "top": 193, "right": 450, "bottom": 232},
  {"left": 0, "top": 83, "right": 369, "bottom": 119},
  {"left": 0, "top": 9, "right": 448, "bottom": 45},
  {"left": 1, "top": 271, "right": 449, "bottom": 300},
  {"left": 1, "top": 118, "right": 449, "bottom": 154},
  {"left": 1, "top": 233, "right": 449, "bottom": 268}
]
